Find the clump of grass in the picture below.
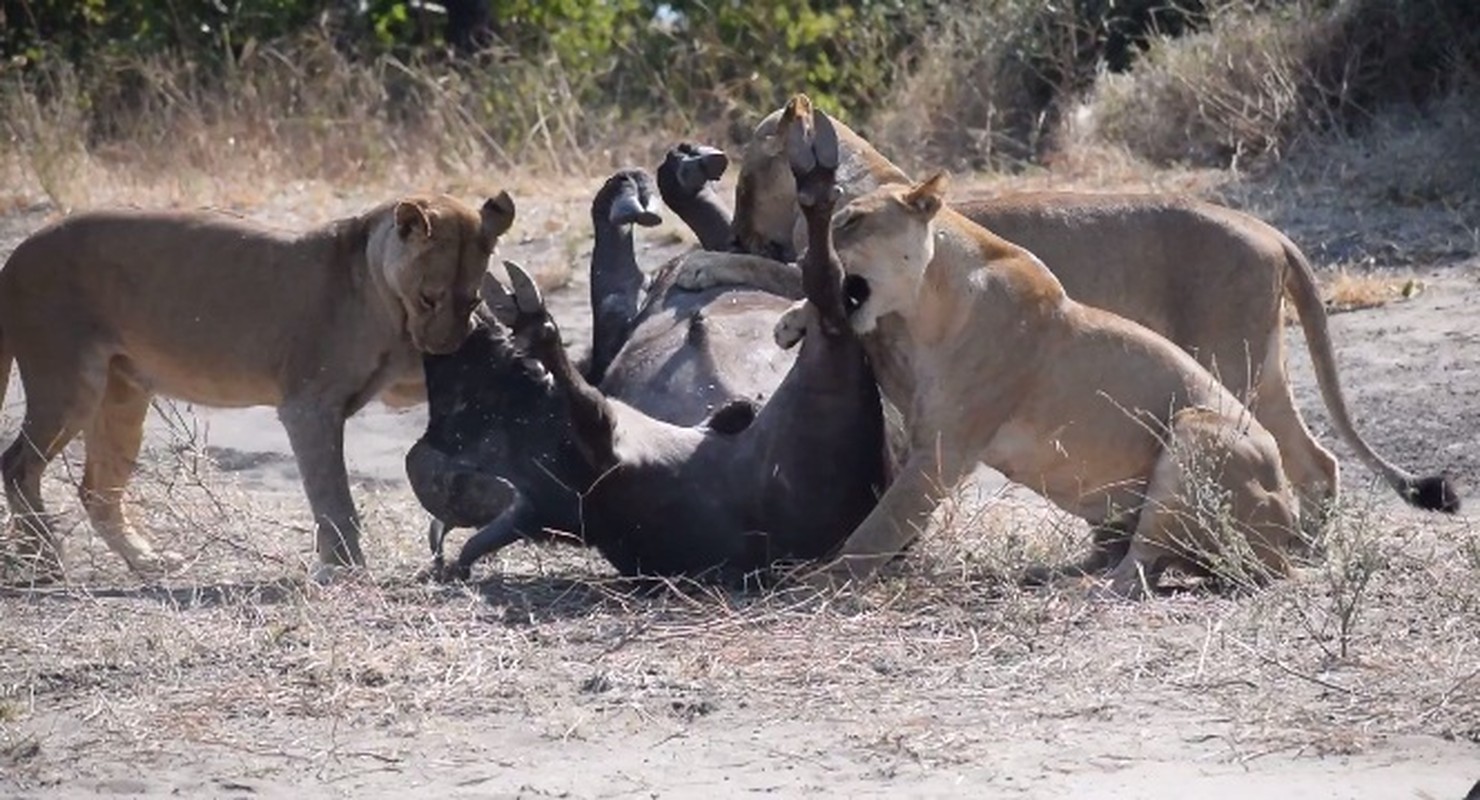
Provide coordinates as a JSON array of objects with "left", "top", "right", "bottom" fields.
[
  {"left": 1083, "top": 0, "right": 1480, "bottom": 170},
  {"left": 1323, "top": 270, "right": 1423, "bottom": 314}
]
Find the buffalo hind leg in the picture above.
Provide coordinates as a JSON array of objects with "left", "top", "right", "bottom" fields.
[{"left": 445, "top": 494, "right": 539, "bottom": 582}]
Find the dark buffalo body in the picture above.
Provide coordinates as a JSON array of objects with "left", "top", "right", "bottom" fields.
[{"left": 407, "top": 142, "right": 885, "bottom": 582}]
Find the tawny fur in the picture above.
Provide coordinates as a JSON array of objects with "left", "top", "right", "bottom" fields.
[
  {"left": 0, "top": 192, "right": 514, "bottom": 580},
  {"left": 710, "top": 99, "right": 1457, "bottom": 520},
  {"left": 811, "top": 171, "right": 1303, "bottom": 598}
]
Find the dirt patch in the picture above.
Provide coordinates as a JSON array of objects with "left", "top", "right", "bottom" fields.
[{"left": 1, "top": 175, "right": 1478, "bottom": 797}]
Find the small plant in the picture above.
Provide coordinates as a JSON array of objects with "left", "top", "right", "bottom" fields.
[{"left": 1290, "top": 492, "right": 1388, "bottom": 662}]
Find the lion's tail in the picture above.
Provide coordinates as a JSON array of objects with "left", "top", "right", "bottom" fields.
[
  {"left": 1279, "top": 235, "right": 1460, "bottom": 512},
  {"left": 0, "top": 319, "right": 10, "bottom": 413}
]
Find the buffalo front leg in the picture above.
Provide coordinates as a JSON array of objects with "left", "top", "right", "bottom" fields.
[
  {"left": 810, "top": 445, "right": 969, "bottom": 587},
  {"left": 80, "top": 375, "right": 184, "bottom": 576},
  {"left": 278, "top": 401, "right": 364, "bottom": 568}
]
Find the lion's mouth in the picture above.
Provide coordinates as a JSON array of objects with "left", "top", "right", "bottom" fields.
[{"left": 843, "top": 275, "right": 871, "bottom": 315}]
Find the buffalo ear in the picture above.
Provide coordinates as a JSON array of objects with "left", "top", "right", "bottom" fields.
[
  {"left": 394, "top": 199, "right": 433, "bottom": 239},
  {"left": 480, "top": 190, "right": 516, "bottom": 248},
  {"left": 903, "top": 172, "right": 948, "bottom": 218}
]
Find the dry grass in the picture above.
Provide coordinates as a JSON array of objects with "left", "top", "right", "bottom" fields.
[
  {"left": 0, "top": 34, "right": 711, "bottom": 215},
  {"left": 2, "top": 7, "right": 1479, "bottom": 787},
  {"left": 2, "top": 428, "right": 1476, "bottom": 789},
  {"left": 1323, "top": 270, "right": 1424, "bottom": 315}
]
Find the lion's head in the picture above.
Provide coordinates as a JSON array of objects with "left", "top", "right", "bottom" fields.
[
  {"left": 380, "top": 191, "right": 516, "bottom": 354},
  {"left": 733, "top": 94, "right": 912, "bottom": 264},
  {"left": 732, "top": 96, "right": 813, "bottom": 262},
  {"left": 831, "top": 172, "right": 947, "bottom": 334}
]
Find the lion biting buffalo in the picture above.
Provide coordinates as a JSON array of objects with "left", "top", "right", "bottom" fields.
[
  {"left": 0, "top": 93, "right": 1460, "bottom": 597},
  {"left": 708, "top": 97, "right": 1459, "bottom": 526},
  {"left": 1, "top": 192, "right": 514, "bottom": 581}
]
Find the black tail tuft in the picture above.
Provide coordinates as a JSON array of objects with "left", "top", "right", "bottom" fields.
[{"left": 1404, "top": 474, "right": 1461, "bottom": 513}]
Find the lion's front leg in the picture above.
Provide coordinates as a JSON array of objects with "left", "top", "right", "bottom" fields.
[
  {"left": 377, "top": 374, "right": 427, "bottom": 409},
  {"left": 673, "top": 253, "right": 804, "bottom": 299},
  {"left": 809, "top": 444, "right": 970, "bottom": 586},
  {"left": 278, "top": 400, "right": 364, "bottom": 569}
]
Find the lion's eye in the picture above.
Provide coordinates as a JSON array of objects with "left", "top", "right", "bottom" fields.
[
  {"left": 837, "top": 215, "right": 861, "bottom": 232},
  {"left": 421, "top": 292, "right": 439, "bottom": 308}
]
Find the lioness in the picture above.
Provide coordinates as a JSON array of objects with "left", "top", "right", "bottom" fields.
[
  {"left": 686, "top": 96, "right": 1458, "bottom": 522},
  {"left": 0, "top": 192, "right": 515, "bottom": 580},
  {"left": 787, "top": 111, "right": 1300, "bottom": 597}
]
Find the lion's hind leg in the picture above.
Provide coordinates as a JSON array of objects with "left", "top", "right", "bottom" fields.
[
  {"left": 80, "top": 371, "right": 183, "bottom": 577},
  {"left": 1248, "top": 327, "right": 1338, "bottom": 538},
  {"left": 2, "top": 348, "right": 110, "bottom": 581},
  {"left": 1106, "top": 407, "right": 1299, "bottom": 600}
]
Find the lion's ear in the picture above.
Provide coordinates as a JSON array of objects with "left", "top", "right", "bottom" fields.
[
  {"left": 480, "top": 191, "right": 516, "bottom": 248},
  {"left": 903, "top": 172, "right": 948, "bottom": 218},
  {"left": 777, "top": 93, "right": 814, "bottom": 138},
  {"left": 394, "top": 200, "right": 433, "bottom": 239},
  {"left": 782, "top": 94, "right": 813, "bottom": 124}
]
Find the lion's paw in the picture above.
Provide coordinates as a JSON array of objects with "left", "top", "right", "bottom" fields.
[
  {"left": 309, "top": 561, "right": 368, "bottom": 586},
  {"left": 673, "top": 260, "right": 717, "bottom": 292},
  {"left": 129, "top": 548, "right": 187, "bottom": 579},
  {"left": 773, "top": 301, "right": 813, "bottom": 349}
]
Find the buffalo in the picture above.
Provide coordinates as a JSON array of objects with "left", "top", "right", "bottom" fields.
[{"left": 405, "top": 145, "right": 885, "bottom": 581}]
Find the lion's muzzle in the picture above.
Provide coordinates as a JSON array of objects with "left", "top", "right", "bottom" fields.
[{"left": 843, "top": 274, "right": 871, "bottom": 315}]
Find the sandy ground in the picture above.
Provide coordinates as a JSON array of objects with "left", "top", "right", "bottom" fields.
[{"left": 1, "top": 169, "right": 1478, "bottom": 798}]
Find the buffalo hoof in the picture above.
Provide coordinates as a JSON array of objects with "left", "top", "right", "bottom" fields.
[
  {"left": 419, "top": 556, "right": 472, "bottom": 584},
  {"left": 773, "top": 300, "right": 812, "bottom": 349},
  {"left": 671, "top": 143, "right": 730, "bottom": 192},
  {"left": 786, "top": 106, "right": 841, "bottom": 209}
]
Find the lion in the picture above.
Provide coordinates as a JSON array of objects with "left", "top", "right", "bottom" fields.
[
  {"left": 683, "top": 96, "right": 1459, "bottom": 525},
  {"left": 0, "top": 192, "right": 516, "bottom": 581},
  {"left": 785, "top": 110, "right": 1301, "bottom": 598}
]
